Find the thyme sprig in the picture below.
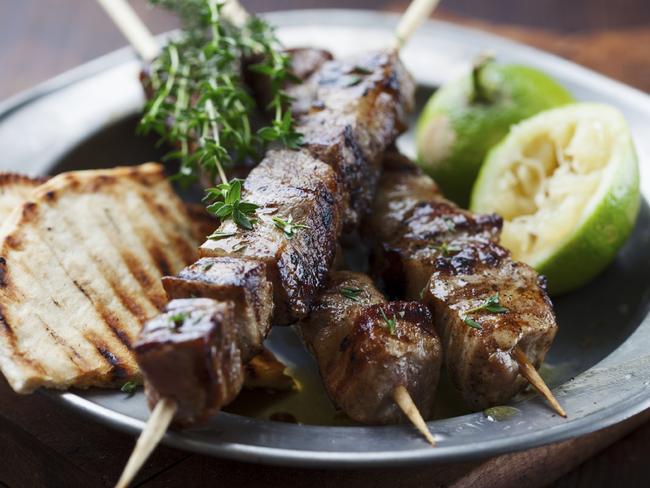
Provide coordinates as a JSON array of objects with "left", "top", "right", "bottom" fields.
[{"left": 140, "top": 0, "right": 301, "bottom": 229}]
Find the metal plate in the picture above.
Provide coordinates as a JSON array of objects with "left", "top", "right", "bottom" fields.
[{"left": 1, "top": 10, "right": 650, "bottom": 468}]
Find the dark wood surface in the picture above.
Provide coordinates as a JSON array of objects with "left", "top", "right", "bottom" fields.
[{"left": 0, "top": 1, "right": 649, "bottom": 487}]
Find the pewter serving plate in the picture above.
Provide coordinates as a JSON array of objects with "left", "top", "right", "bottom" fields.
[{"left": 1, "top": 10, "right": 650, "bottom": 467}]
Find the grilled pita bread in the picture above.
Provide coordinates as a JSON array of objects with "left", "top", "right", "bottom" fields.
[
  {"left": 0, "top": 163, "right": 202, "bottom": 393},
  {"left": 0, "top": 173, "right": 46, "bottom": 223}
]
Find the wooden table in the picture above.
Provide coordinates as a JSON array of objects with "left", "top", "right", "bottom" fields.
[{"left": 1, "top": 1, "right": 649, "bottom": 487}]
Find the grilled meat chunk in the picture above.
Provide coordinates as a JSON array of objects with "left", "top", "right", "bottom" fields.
[
  {"left": 370, "top": 153, "right": 558, "bottom": 410},
  {"left": 200, "top": 150, "right": 343, "bottom": 324},
  {"left": 136, "top": 51, "right": 416, "bottom": 426},
  {"left": 135, "top": 298, "right": 244, "bottom": 427},
  {"left": 162, "top": 257, "right": 273, "bottom": 362},
  {"left": 298, "top": 52, "right": 415, "bottom": 230},
  {"left": 300, "top": 271, "right": 442, "bottom": 424}
]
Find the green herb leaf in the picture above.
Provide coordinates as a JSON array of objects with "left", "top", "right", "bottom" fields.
[
  {"left": 433, "top": 241, "right": 462, "bottom": 257},
  {"left": 350, "top": 65, "right": 372, "bottom": 75},
  {"left": 464, "top": 317, "right": 483, "bottom": 330},
  {"left": 121, "top": 381, "right": 138, "bottom": 397},
  {"left": 208, "top": 230, "right": 236, "bottom": 240},
  {"left": 169, "top": 312, "right": 188, "bottom": 328},
  {"left": 379, "top": 308, "right": 398, "bottom": 335},
  {"left": 272, "top": 215, "right": 309, "bottom": 239},
  {"left": 205, "top": 179, "right": 259, "bottom": 230},
  {"left": 340, "top": 287, "right": 363, "bottom": 302},
  {"left": 465, "top": 293, "right": 509, "bottom": 315}
]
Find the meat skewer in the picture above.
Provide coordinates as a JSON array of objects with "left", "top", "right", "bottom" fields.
[
  {"left": 103, "top": 1, "right": 440, "bottom": 486},
  {"left": 299, "top": 271, "right": 442, "bottom": 444},
  {"left": 369, "top": 152, "right": 566, "bottom": 417}
]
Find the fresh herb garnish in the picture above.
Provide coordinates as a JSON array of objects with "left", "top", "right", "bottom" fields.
[
  {"left": 140, "top": 1, "right": 301, "bottom": 230},
  {"left": 207, "top": 230, "right": 236, "bottom": 240},
  {"left": 121, "top": 381, "right": 138, "bottom": 397},
  {"left": 379, "top": 308, "right": 398, "bottom": 335},
  {"left": 350, "top": 65, "right": 372, "bottom": 75},
  {"left": 434, "top": 241, "right": 461, "bottom": 257},
  {"left": 272, "top": 215, "right": 309, "bottom": 239},
  {"left": 345, "top": 75, "right": 363, "bottom": 87},
  {"left": 170, "top": 312, "right": 188, "bottom": 328},
  {"left": 462, "top": 293, "right": 509, "bottom": 330},
  {"left": 232, "top": 243, "right": 247, "bottom": 252},
  {"left": 204, "top": 179, "right": 259, "bottom": 230},
  {"left": 340, "top": 287, "right": 363, "bottom": 302},
  {"left": 465, "top": 293, "right": 509, "bottom": 315},
  {"left": 464, "top": 317, "right": 483, "bottom": 330}
]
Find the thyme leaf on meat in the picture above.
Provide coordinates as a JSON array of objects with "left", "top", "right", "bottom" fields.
[
  {"left": 121, "top": 381, "right": 138, "bottom": 396},
  {"left": 204, "top": 179, "right": 259, "bottom": 230},
  {"left": 170, "top": 312, "right": 189, "bottom": 328},
  {"left": 462, "top": 293, "right": 509, "bottom": 330},
  {"left": 272, "top": 215, "right": 309, "bottom": 239},
  {"left": 207, "top": 230, "right": 236, "bottom": 240},
  {"left": 140, "top": 1, "right": 301, "bottom": 229},
  {"left": 463, "top": 317, "right": 483, "bottom": 330},
  {"left": 465, "top": 293, "right": 509, "bottom": 315},
  {"left": 340, "top": 287, "right": 364, "bottom": 302},
  {"left": 433, "top": 241, "right": 461, "bottom": 257},
  {"left": 379, "top": 308, "right": 398, "bottom": 335}
]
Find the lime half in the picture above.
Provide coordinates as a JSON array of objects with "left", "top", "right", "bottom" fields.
[{"left": 470, "top": 103, "right": 640, "bottom": 295}]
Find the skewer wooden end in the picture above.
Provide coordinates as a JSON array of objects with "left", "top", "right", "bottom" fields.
[
  {"left": 96, "top": 0, "right": 160, "bottom": 62},
  {"left": 115, "top": 398, "right": 178, "bottom": 488},
  {"left": 513, "top": 348, "right": 567, "bottom": 418},
  {"left": 392, "top": 0, "right": 442, "bottom": 51},
  {"left": 393, "top": 385, "right": 436, "bottom": 446}
]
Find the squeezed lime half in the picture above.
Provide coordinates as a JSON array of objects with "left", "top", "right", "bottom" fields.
[{"left": 471, "top": 103, "right": 640, "bottom": 295}]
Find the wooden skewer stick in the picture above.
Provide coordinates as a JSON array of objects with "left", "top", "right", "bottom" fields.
[
  {"left": 115, "top": 398, "right": 178, "bottom": 488},
  {"left": 96, "top": 0, "right": 160, "bottom": 62},
  {"left": 393, "top": 385, "right": 436, "bottom": 446},
  {"left": 513, "top": 347, "right": 567, "bottom": 418},
  {"left": 392, "top": 0, "right": 441, "bottom": 51}
]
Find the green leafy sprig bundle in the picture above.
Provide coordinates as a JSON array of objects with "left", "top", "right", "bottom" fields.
[{"left": 140, "top": 0, "right": 301, "bottom": 229}]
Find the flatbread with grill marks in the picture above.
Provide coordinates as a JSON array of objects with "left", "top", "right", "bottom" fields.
[{"left": 0, "top": 163, "right": 201, "bottom": 393}]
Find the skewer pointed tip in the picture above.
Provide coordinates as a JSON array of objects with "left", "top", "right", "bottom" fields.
[
  {"left": 393, "top": 385, "right": 436, "bottom": 446},
  {"left": 115, "top": 398, "right": 178, "bottom": 488},
  {"left": 513, "top": 348, "right": 567, "bottom": 418}
]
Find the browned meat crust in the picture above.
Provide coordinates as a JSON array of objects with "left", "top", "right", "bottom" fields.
[
  {"left": 162, "top": 257, "right": 273, "bottom": 362},
  {"left": 137, "top": 50, "right": 415, "bottom": 426},
  {"left": 135, "top": 299, "right": 244, "bottom": 426},
  {"left": 300, "top": 271, "right": 442, "bottom": 424},
  {"left": 370, "top": 153, "right": 558, "bottom": 410}
]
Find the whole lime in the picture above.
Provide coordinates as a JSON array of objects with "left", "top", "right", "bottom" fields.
[
  {"left": 470, "top": 103, "right": 640, "bottom": 295},
  {"left": 415, "top": 60, "right": 574, "bottom": 207}
]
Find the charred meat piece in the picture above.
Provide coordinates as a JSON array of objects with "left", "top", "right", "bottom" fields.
[
  {"left": 200, "top": 150, "right": 343, "bottom": 325},
  {"left": 300, "top": 271, "right": 442, "bottom": 424},
  {"left": 135, "top": 298, "right": 244, "bottom": 427},
  {"left": 162, "top": 257, "right": 273, "bottom": 362},
  {"left": 370, "top": 153, "right": 558, "bottom": 410},
  {"left": 298, "top": 52, "right": 415, "bottom": 230}
]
